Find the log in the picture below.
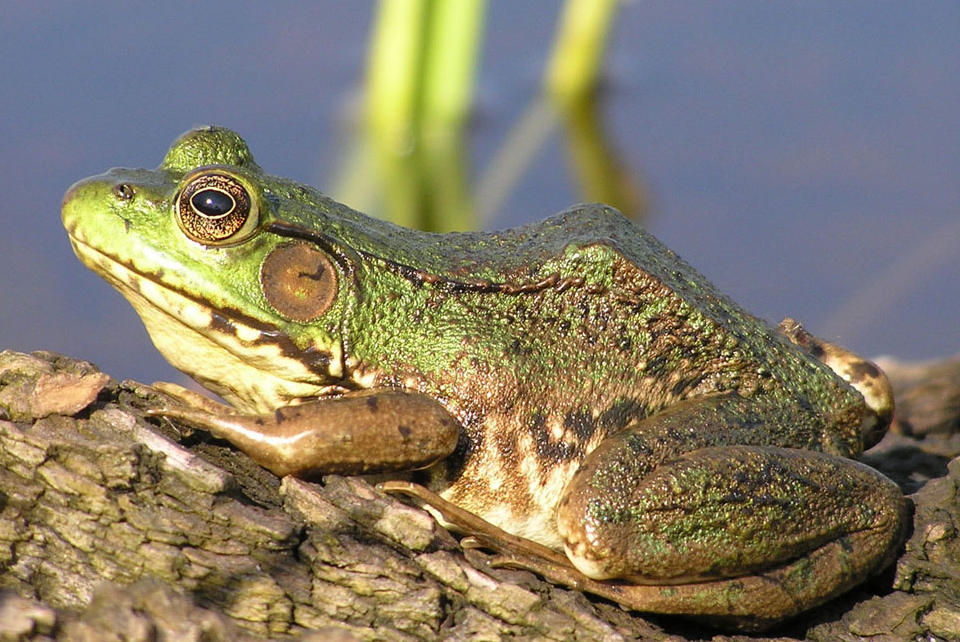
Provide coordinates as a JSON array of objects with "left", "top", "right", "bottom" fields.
[{"left": 1, "top": 349, "right": 958, "bottom": 642}]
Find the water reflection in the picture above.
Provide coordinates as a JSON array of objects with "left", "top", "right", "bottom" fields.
[{"left": 335, "top": 0, "right": 646, "bottom": 231}]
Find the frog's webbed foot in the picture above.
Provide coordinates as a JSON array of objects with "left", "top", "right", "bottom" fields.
[
  {"left": 378, "top": 481, "right": 796, "bottom": 632},
  {"left": 485, "top": 537, "right": 894, "bottom": 633},
  {"left": 372, "top": 484, "right": 771, "bottom": 628},
  {"left": 376, "top": 485, "right": 648, "bottom": 611},
  {"left": 378, "top": 481, "right": 571, "bottom": 568}
]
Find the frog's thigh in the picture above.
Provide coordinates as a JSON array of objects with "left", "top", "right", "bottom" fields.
[
  {"left": 155, "top": 389, "right": 460, "bottom": 477},
  {"left": 557, "top": 429, "right": 906, "bottom": 619}
]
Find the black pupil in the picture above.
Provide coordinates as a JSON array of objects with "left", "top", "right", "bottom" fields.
[{"left": 191, "top": 189, "right": 234, "bottom": 217}]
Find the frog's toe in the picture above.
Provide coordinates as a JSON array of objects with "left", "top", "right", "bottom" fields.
[{"left": 151, "top": 381, "right": 239, "bottom": 415}]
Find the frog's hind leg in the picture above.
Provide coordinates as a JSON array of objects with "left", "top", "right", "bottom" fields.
[
  {"left": 555, "top": 397, "right": 908, "bottom": 626},
  {"left": 380, "top": 468, "right": 903, "bottom": 632},
  {"left": 484, "top": 531, "right": 891, "bottom": 632}
]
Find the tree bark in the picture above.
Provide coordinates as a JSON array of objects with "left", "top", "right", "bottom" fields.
[{"left": 1, "top": 350, "right": 958, "bottom": 642}]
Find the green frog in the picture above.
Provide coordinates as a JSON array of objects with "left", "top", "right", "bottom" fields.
[{"left": 62, "top": 126, "right": 906, "bottom": 630}]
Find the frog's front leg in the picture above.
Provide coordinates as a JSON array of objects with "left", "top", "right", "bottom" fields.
[
  {"left": 149, "top": 386, "right": 460, "bottom": 477},
  {"left": 554, "top": 394, "right": 908, "bottom": 626}
]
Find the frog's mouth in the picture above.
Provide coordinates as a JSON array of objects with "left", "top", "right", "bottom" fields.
[{"left": 67, "top": 235, "right": 342, "bottom": 413}]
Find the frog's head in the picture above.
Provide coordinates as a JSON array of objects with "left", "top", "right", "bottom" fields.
[{"left": 63, "top": 127, "right": 353, "bottom": 413}]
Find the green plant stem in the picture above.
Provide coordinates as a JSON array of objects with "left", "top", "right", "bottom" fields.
[{"left": 546, "top": 0, "right": 618, "bottom": 101}]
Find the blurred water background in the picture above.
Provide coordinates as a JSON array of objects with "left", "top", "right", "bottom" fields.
[{"left": 1, "top": 2, "right": 957, "bottom": 389}]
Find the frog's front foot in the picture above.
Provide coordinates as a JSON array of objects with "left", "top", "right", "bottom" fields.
[{"left": 148, "top": 381, "right": 240, "bottom": 416}]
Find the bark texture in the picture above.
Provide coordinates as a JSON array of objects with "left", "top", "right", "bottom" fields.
[{"left": 1, "top": 349, "right": 958, "bottom": 642}]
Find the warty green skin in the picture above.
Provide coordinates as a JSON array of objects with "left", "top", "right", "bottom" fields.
[{"left": 62, "top": 127, "right": 906, "bottom": 628}]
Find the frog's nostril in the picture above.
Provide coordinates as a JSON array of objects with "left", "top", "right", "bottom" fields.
[{"left": 113, "top": 183, "right": 135, "bottom": 200}]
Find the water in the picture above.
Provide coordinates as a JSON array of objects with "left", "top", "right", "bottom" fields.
[{"left": 1, "top": 2, "right": 957, "bottom": 389}]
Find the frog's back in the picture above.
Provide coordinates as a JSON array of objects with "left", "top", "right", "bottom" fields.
[{"left": 347, "top": 203, "right": 841, "bottom": 410}]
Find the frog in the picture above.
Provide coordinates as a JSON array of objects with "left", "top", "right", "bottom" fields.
[{"left": 62, "top": 126, "right": 907, "bottom": 631}]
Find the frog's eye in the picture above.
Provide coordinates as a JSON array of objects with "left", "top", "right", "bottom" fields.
[{"left": 176, "top": 172, "right": 259, "bottom": 245}]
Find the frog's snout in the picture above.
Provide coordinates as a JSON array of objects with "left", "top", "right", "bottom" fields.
[
  {"left": 62, "top": 175, "right": 111, "bottom": 233},
  {"left": 778, "top": 319, "right": 894, "bottom": 449},
  {"left": 62, "top": 182, "right": 81, "bottom": 209},
  {"left": 61, "top": 178, "right": 92, "bottom": 229}
]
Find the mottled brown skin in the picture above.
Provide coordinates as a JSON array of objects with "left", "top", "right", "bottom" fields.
[{"left": 62, "top": 127, "right": 907, "bottom": 630}]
